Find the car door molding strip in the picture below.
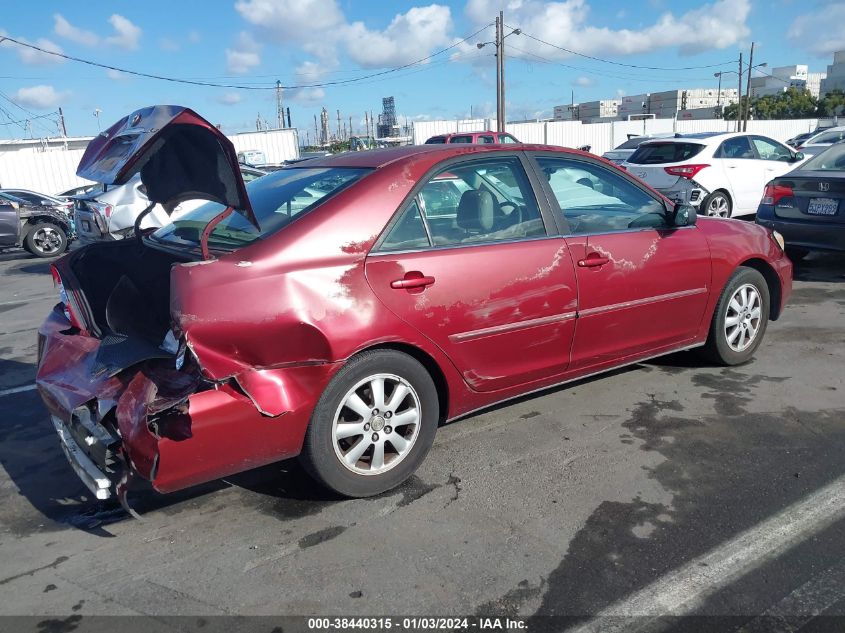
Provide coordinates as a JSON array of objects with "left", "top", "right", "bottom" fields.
[
  {"left": 449, "top": 311, "right": 578, "bottom": 343},
  {"left": 579, "top": 287, "right": 708, "bottom": 318}
]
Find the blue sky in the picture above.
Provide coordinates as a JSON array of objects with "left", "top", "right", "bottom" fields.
[{"left": 0, "top": 0, "right": 843, "bottom": 141}]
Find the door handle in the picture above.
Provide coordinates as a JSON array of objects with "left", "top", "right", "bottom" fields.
[
  {"left": 578, "top": 254, "right": 610, "bottom": 268},
  {"left": 391, "top": 273, "right": 435, "bottom": 289}
]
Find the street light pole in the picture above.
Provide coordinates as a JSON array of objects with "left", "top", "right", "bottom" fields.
[
  {"left": 737, "top": 53, "right": 743, "bottom": 133},
  {"left": 498, "top": 11, "right": 505, "bottom": 132},
  {"left": 743, "top": 42, "right": 754, "bottom": 132}
]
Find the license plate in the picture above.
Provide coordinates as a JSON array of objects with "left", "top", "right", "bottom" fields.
[{"left": 807, "top": 197, "right": 839, "bottom": 216}]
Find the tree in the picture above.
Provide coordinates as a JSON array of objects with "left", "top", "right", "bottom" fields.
[
  {"left": 722, "top": 88, "right": 817, "bottom": 121},
  {"left": 818, "top": 89, "right": 845, "bottom": 117}
]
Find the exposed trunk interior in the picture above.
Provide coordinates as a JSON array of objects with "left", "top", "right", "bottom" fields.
[{"left": 66, "top": 239, "right": 196, "bottom": 375}]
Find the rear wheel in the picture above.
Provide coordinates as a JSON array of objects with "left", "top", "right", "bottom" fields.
[
  {"left": 24, "top": 222, "right": 67, "bottom": 258},
  {"left": 702, "top": 191, "right": 732, "bottom": 218},
  {"left": 700, "top": 267, "right": 770, "bottom": 365},
  {"left": 300, "top": 350, "right": 439, "bottom": 497}
]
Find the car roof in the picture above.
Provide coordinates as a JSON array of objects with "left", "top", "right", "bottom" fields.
[
  {"left": 294, "top": 143, "right": 589, "bottom": 169},
  {"left": 637, "top": 132, "right": 762, "bottom": 147}
]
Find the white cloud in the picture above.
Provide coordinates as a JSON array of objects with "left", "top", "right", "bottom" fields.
[
  {"left": 788, "top": 5, "right": 845, "bottom": 56},
  {"left": 105, "top": 14, "right": 142, "bottom": 50},
  {"left": 53, "top": 14, "right": 99, "bottom": 46},
  {"left": 217, "top": 92, "right": 243, "bottom": 105},
  {"left": 466, "top": 0, "right": 750, "bottom": 58},
  {"left": 13, "top": 85, "right": 68, "bottom": 109},
  {"left": 572, "top": 76, "right": 593, "bottom": 87},
  {"left": 235, "top": 0, "right": 455, "bottom": 76},
  {"left": 0, "top": 32, "right": 65, "bottom": 66},
  {"left": 226, "top": 32, "right": 261, "bottom": 74},
  {"left": 288, "top": 87, "right": 326, "bottom": 103}
]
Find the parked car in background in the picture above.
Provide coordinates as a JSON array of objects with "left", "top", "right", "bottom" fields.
[
  {"left": 0, "top": 192, "right": 74, "bottom": 257},
  {"left": 39, "top": 105, "right": 792, "bottom": 507},
  {"left": 424, "top": 131, "right": 520, "bottom": 145},
  {"left": 786, "top": 131, "right": 815, "bottom": 148},
  {"left": 1, "top": 188, "right": 72, "bottom": 212},
  {"left": 756, "top": 140, "right": 845, "bottom": 257},
  {"left": 602, "top": 134, "right": 677, "bottom": 165},
  {"left": 56, "top": 183, "right": 99, "bottom": 199},
  {"left": 622, "top": 132, "right": 804, "bottom": 217},
  {"left": 794, "top": 126, "right": 845, "bottom": 158},
  {"left": 237, "top": 149, "right": 267, "bottom": 166},
  {"left": 73, "top": 166, "right": 266, "bottom": 242}
]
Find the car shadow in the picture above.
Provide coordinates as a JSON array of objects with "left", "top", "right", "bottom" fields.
[{"left": 792, "top": 251, "right": 845, "bottom": 283}]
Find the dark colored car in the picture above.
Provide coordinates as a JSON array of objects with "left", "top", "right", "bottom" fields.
[
  {"left": 37, "top": 106, "right": 792, "bottom": 509},
  {"left": 424, "top": 131, "right": 520, "bottom": 145},
  {"left": 0, "top": 192, "right": 75, "bottom": 257},
  {"left": 756, "top": 141, "right": 845, "bottom": 257}
]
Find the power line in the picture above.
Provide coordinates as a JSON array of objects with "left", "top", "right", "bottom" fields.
[
  {"left": 0, "top": 110, "right": 58, "bottom": 126},
  {"left": 0, "top": 91, "right": 57, "bottom": 135},
  {"left": 507, "top": 25, "right": 736, "bottom": 71},
  {"left": 0, "top": 26, "right": 493, "bottom": 91}
]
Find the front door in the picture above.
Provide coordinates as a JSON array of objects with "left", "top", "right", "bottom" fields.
[
  {"left": 0, "top": 203, "right": 19, "bottom": 246},
  {"left": 530, "top": 153, "right": 711, "bottom": 370},
  {"left": 716, "top": 136, "right": 765, "bottom": 214},
  {"left": 366, "top": 154, "right": 578, "bottom": 392}
]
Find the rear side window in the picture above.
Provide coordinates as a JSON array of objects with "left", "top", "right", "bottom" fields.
[
  {"left": 498, "top": 134, "right": 519, "bottom": 144},
  {"left": 478, "top": 135, "right": 495, "bottom": 144},
  {"left": 449, "top": 136, "right": 473, "bottom": 144},
  {"left": 627, "top": 143, "right": 705, "bottom": 164}
]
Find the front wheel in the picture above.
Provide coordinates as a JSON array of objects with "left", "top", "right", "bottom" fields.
[
  {"left": 702, "top": 191, "right": 732, "bottom": 218},
  {"left": 700, "top": 267, "right": 770, "bottom": 366},
  {"left": 24, "top": 222, "right": 67, "bottom": 258},
  {"left": 300, "top": 350, "right": 439, "bottom": 497}
]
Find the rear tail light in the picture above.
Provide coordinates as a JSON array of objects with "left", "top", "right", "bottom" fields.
[
  {"left": 50, "top": 264, "right": 85, "bottom": 331},
  {"left": 664, "top": 164, "right": 710, "bottom": 179},
  {"left": 104, "top": 204, "right": 112, "bottom": 218},
  {"left": 761, "top": 183, "right": 794, "bottom": 206}
]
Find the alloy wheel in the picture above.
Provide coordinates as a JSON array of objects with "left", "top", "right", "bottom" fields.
[
  {"left": 31, "top": 226, "right": 63, "bottom": 255},
  {"left": 707, "top": 195, "right": 730, "bottom": 217},
  {"left": 332, "top": 373, "right": 421, "bottom": 476},
  {"left": 724, "top": 283, "right": 762, "bottom": 352}
]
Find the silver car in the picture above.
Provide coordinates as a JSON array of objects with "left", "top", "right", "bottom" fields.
[{"left": 74, "top": 167, "right": 266, "bottom": 242}]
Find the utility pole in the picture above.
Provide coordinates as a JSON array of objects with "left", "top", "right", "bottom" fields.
[
  {"left": 58, "top": 107, "right": 67, "bottom": 137},
  {"left": 313, "top": 114, "right": 318, "bottom": 146},
  {"left": 495, "top": 13, "right": 503, "bottom": 131},
  {"left": 349, "top": 115, "right": 353, "bottom": 138},
  {"left": 736, "top": 53, "right": 743, "bottom": 133},
  {"left": 286, "top": 107, "right": 291, "bottom": 129},
  {"left": 336, "top": 110, "right": 342, "bottom": 141},
  {"left": 275, "top": 80, "right": 285, "bottom": 129},
  {"left": 743, "top": 43, "right": 754, "bottom": 132}
]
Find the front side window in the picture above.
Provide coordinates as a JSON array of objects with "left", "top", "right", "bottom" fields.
[
  {"left": 752, "top": 137, "right": 792, "bottom": 162},
  {"left": 153, "top": 167, "right": 371, "bottom": 250},
  {"left": 535, "top": 157, "right": 667, "bottom": 234},
  {"left": 717, "top": 136, "right": 755, "bottom": 159},
  {"left": 378, "top": 157, "right": 546, "bottom": 251}
]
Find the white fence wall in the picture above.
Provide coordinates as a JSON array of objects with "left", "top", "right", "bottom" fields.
[
  {"left": 0, "top": 128, "right": 301, "bottom": 194},
  {"left": 413, "top": 118, "right": 820, "bottom": 156}
]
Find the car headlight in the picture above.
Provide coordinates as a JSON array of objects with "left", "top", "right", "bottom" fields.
[{"left": 771, "top": 230, "right": 785, "bottom": 252}]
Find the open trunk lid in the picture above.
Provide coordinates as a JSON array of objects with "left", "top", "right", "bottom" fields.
[{"left": 77, "top": 105, "right": 258, "bottom": 229}]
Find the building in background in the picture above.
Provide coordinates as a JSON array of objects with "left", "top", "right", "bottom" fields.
[
  {"left": 821, "top": 51, "right": 845, "bottom": 96},
  {"left": 555, "top": 89, "right": 738, "bottom": 122},
  {"left": 320, "top": 107, "right": 330, "bottom": 145},
  {"left": 377, "top": 97, "right": 398, "bottom": 139},
  {"left": 750, "top": 65, "right": 826, "bottom": 99}
]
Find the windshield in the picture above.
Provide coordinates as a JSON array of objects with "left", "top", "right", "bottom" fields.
[
  {"left": 425, "top": 137, "right": 447, "bottom": 144},
  {"left": 800, "top": 142, "right": 845, "bottom": 171},
  {"left": 152, "top": 166, "right": 371, "bottom": 250},
  {"left": 807, "top": 129, "right": 845, "bottom": 145},
  {"left": 627, "top": 142, "right": 706, "bottom": 164}
]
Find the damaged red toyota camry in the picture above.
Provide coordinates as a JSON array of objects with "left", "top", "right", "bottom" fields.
[{"left": 37, "top": 106, "right": 792, "bottom": 507}]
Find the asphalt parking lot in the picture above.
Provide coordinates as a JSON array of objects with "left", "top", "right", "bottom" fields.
[{"left": 0, "top": 246, "right": 844, "bottom": 630}]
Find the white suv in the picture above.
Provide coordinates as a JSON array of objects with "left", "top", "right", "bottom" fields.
[{"left": 621, "top": 132, "right": 804, "bottom": 217}]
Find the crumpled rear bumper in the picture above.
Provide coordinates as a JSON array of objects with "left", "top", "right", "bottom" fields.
[{"left": 36, "top": 308, "right": 330, "bottom": 497}]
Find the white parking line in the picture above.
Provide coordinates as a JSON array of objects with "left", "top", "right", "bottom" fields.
[
  {"left": 737, "top": 558, "right": 845, "bottom": 632},
  {"left": 0, "top": 384, "right": 37, "bottom": 397},
  {"left": 571, "top": 472, "right": 845, "bottom": 632}
]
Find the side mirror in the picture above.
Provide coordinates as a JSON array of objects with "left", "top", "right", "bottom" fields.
[
  {"left": 792, "top": 151, "right": 805, "bottom": 162},
  {"left": 672, "top": 203, "right": 697, "bottom": 227}
]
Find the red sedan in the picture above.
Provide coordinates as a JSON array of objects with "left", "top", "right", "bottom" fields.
[{"left": 37, "top": 106, "right": 792, "bottom": 507}]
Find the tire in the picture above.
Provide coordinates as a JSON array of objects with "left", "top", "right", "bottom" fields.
[
  {"left": 700, "top": 267, "right": 770, "bottom": 366},
  {"left": 702, "top": 191, "right": 732, "bottom": 218},
  {"left": 300, "top": 349, "right": 439, "bottom": 497},
  {"left": 24, "top": 222, "right": 67, "bottom": 258}
]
